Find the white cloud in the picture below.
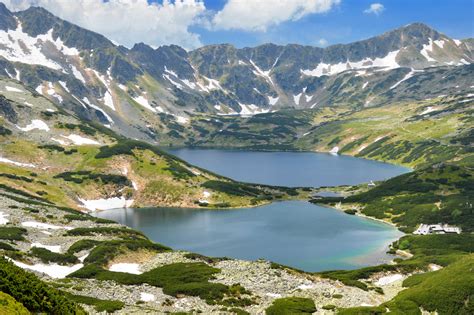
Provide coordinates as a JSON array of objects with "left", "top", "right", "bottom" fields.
[
  {"left": 3, "top": 0, "right": 206, "bottom": 49},
  {"left": 211, "top": 0, "right": 341, "bottom": 32},
  {"left": 364, "top": 3, "right": 385, "bottom": 15},
  {"left": 317, "top": 38, "right": 329, "bottom": 47}
]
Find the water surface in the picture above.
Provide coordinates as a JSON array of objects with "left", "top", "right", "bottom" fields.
[
  {"left": 167, "top": 148, "right": 409, "bottom": 187},
  {"left": 96, "top": 201, "right": 402, "bottom": 272}
]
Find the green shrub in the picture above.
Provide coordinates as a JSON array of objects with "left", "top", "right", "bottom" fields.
[
  {"left": 65, "top": 227, "right": 146, "bottom": 238},
  {"left": 202, "top": 181, "right": 262, "bottom": 197},
  {"left": 265, "top": 297, "right": 316, "bottom": 314},
  {"left": 82, "top": 239, "right": 170, "bottom": 266},
  {"left": 0, "top": 173, "right": 34, "bottom": 182},
  {"left": 70, "top": 262, "right": 235, "bottom": 305},
  {"left": 0, "top": 241, "right": 15, "bottom": 251},
  {"left": 322, "top": 304, "right": 336, "bottom": 310},
  {"left": 66, "top": 293, "right": 124, "bottom": 312},
  {"left": 0, "top": 125, "right": 12, "bottom": 136},
  {"left": 54, "top": 171, "right": 131, "bottom": 186},
  {"left": 30, "top": 247, "right": 78, "bottom": 265},
  {"left": 0, "top": 227, "right": 27, "bottom": 241},
  {"left": 67, "top": 239, "right": 100, "bottom": 254},
  {"left": 0, "top": 257, "right": 85, "bottom": 314}
]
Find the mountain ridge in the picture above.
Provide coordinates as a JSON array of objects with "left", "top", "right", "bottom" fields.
[{"left": 0, "top": 4, "right": 472, "bottom": 142}]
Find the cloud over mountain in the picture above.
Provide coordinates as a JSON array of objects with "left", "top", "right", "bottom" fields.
[
  {"left": 3, "top": 0, "right": 207, "bottom": 49},
  {"left": 211, "top": 0, "right": 341, "bottom": 31}
]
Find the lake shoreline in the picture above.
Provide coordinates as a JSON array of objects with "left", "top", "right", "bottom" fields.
[
  {"left": 95, "top": 200, "right": 403, "bottom": 273},
  {"left": 162, "top": 145, "right": 415, "bottom": 171}
]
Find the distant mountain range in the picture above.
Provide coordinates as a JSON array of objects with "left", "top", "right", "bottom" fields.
[{"left": 0, "top": 3, "right": 472, "bottom": 141}]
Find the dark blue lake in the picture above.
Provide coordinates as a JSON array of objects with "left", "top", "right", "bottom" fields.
[{"left": 167, "top": 148, "right": 410, "bottom": 187}]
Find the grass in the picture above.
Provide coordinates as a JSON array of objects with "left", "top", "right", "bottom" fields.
[
  {"left": 65, "top": 293, "right": 124, "bottom": 313},
  {"left": 265, "top": 297, "right": 316, "bottom": 314},
  {"left": 0, "top": 292, "right": 29, "bottom": 315}
]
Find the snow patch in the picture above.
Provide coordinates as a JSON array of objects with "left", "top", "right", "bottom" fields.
[
  {"left": 61, "top": 134, "right": 100, "bottom": 145},
  {"left": 329, "top": 146, "right": 339, "bottom": 154},
  {"left": 0, "top": 25, "right": 64, "bottom": 70},
  {"left": 250, "top": 59, "right": 274, "bottom": 86},
  {"left": 301, "top": 50, "right": 400, "bottom": 77},
  {"left": 239, "top": 103, "right": 270, "bottom": 116},
  {"left": 297, "top": 283, "right": 316, "bottom": 290},
  {"left": 82, "top": 97, "right": 114, "bottom": 124},
  {"left": 175, "top": 115, "right": 189, "bottom": 124},
  {"left": 133, "top": 95, "right": 156, "bottom": 112},
  {"left": 22, "top": 221, "right": 72, "bottom": 230},
  {"left": 79, "top": 197, "right": 133, "bottom": 211},
  {"left": 102, "top": 90, "right": 115, "bottom": 110},
  {"left": 0, "top": 157, "right": 36, "bottom": 168},
  {"left": 390, "top": 69, "right": 416, "bottom": 89},
  {"left": 108, "top": 263, "right": 142, "bottom": 274},
  {"left": 182, "top": 79, "right": 197, "bottom": 90},
  {"left": 268, "top": 96, "right": 279, "bottom": 106},
  {"left": 9, "top": 258, "right": 83, "bottom": 279},
  {"left": 140, "top": 292, "right": 155, "bottom": 302},
  {"left": 375, "top": 274, "right": 403, "bottom": 286},
  {"left": 420, "top": 39, "right": 436, "bottom": 62},
  {"left": 163, "top": 74, "right": 183, "bottom": 89},
  {"left": 70, "top": 65, "right": 85, "bottom": 83},
  {"left": 0, "top": 212, "right": 9, "bottom": 225},
  {"left": 5, "top": 85, "right": 23, "bottom": 93},
  {"left": 420, "top": 106, "right": 437, "bottom": 115},
  {"left": 17, "top": 120, "right": 49, "bottom": 132},
  {"left": 293, "top": 93, "right": 302, "bottom": 105}
]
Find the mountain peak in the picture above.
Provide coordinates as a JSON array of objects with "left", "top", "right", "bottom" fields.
[
  {"left": 0, "top": 2, "right": 15, "bottom": 31},
  {"left": 383, "top": 22, "right": 442, "bottom": 44}
]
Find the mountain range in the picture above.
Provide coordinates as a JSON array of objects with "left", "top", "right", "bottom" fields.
[{"left": 0, "top": 3, "right": 472, "bottom": 142}]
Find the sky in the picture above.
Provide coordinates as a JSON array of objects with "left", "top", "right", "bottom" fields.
[{"left": 3, "top": 0, "right": 474, "bottom": 50}]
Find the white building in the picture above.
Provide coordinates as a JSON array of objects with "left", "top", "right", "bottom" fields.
[{"left": 413, "top": 224, "right": 461, "bottom": 235}]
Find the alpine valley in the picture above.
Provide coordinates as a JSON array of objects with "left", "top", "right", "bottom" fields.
[{"left": 0, "top": 3, "right": 473, "bottom": 315}]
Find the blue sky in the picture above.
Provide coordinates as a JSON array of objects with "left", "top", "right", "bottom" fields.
[
  {"left": 5, "top": 0, "right": 474, "bottom": 49},
  {"left": 190, "top": 0, "right": 474, "bottom": 48}
]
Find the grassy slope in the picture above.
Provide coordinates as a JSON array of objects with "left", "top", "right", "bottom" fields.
[
  {"left": 0, "top": 79, "right": 304, "bottom": 209},
  {"left": 173, "top": 95, "right": 472, "bottom": 169}
]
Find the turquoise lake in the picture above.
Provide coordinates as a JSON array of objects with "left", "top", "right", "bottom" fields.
[{"left": 96, "top": 149, "right": 408, "bottom": 271}]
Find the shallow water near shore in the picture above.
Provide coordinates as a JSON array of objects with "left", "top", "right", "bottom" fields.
[{"left": 96, "top": 201, "right": 403, "bottom": 272}]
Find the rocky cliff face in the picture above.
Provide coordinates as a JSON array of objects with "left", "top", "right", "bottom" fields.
[{"left": 0, "top": 4, "right": 472, "bottom": 141}]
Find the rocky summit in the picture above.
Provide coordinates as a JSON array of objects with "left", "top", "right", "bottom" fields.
[{"left": 0, "top": 4, "right": 471, "bottom": 142}]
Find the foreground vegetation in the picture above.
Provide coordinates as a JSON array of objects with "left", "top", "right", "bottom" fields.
[{"left": 0, "top": 258, "right": 85, "bottom": 314}]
